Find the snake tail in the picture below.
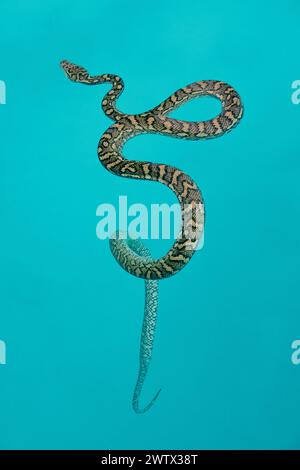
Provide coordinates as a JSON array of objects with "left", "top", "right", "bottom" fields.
[{"left": 111, "top": 233, "right": 161, "bottom": 414}]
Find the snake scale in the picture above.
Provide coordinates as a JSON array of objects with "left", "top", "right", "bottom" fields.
[{"left": 61, "top": 60, "right": 243, "bottom": 413}]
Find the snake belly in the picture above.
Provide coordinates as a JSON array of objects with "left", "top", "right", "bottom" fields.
[{"left": 61, "top": 60, "right": 243, "bottom": 413}]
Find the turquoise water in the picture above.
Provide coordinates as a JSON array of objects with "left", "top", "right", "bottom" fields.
[{"left": 1, "top": 0, "right": 300, "bottom": 450}]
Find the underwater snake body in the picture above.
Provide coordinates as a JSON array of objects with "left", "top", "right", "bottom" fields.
[{"left": 61, "top": 60, "right": 243, "bottom": 412}]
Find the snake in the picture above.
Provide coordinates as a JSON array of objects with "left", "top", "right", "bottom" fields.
[{"left": 60, "top": 60, "right": 243, "bottom": 413}]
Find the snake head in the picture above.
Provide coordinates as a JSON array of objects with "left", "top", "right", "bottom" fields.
[{"left": 60, "top": 60, "right": 90, "bottom": 82}]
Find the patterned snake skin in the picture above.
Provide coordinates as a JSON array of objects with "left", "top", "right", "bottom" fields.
[
  {"left": 125, "top": 236, "right": 161, "bottom": 414},
  {"left": 60, "top": 60, "right": 243, "bottom": 412}
]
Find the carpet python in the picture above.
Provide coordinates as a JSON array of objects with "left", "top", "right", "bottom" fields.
[{"left": 61, "top": 60, "right": 243, "bottom": 413}]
